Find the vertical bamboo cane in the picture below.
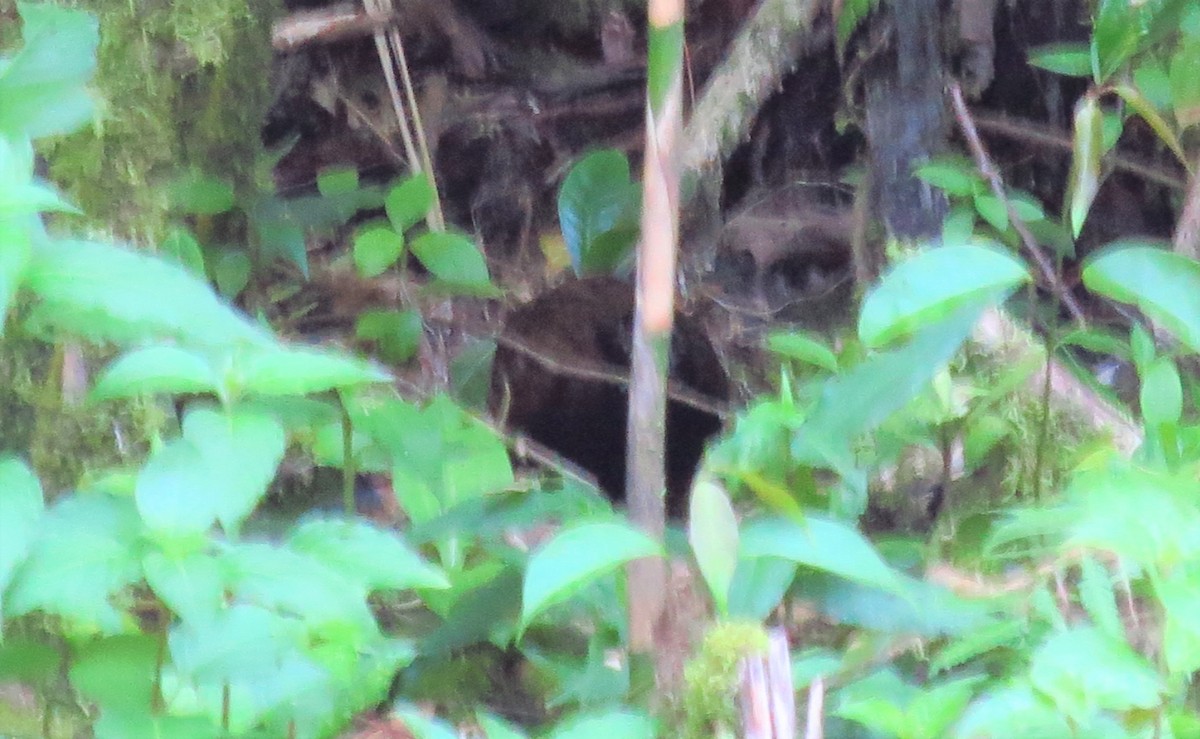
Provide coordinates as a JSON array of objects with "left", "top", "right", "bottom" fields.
[{"left": 626, "top": 0, "right": 685, "bottom": 654}]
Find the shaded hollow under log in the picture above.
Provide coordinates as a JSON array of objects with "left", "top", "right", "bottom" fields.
[{"left": 489, "top": 276, "right": 728, "bottom": 518}]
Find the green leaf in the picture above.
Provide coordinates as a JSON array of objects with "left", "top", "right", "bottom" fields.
[
  {"left": 1077, "top": 556, "right": 1122, "bottom": 641},
  {"left": 914, "top": 158, "right": 982, "bottom": 197},
  {"left": 236, "top": 344, "right": 392, "bottom": 396},
  {"left": 0, "top": 4, "right": 98, "bottom": 139},
  {"left": 1027, "top": 43, "right": 1093, "bottom": 77},
  {"left": 1141, "top": 356, "right": 1182, "bottom": 429},
  {"left": 859, "top": 243, "right": 1029, "bottom": 348},
  {"left": 169, "top": 174, "right": 235, "bottom": 216},
  {"left": 287, "top": 517, "right": 449, "bottom": 591},
  {"left": 168, "top": 603, "right": 301, "bottom": 683},
  {"left": 0, "top": 457, "right": 43, "bottom": 628},
  {"left": 766, "top": 331, "right": 838, "bottom": 372},
  {"left": 557, "top": 149, "right": 639, "bottom": 276},
  {"left": 316, "top": 166, "right": 359, "bottom": 197},
  {"left": 1157, "top": 564, "right": 1200, "bottom": 676},
  {"left": 1092, "top": 0, "right": 1142, "bottom": 81},
  {"left": 353, "top": 222, "right": 404, "bottom": 278},
  {"left": 356, "top": 309, "right": 423, "bottom": 364},
  {"left": 973, "top": 193, "right": 1009, "bottom": 232},
  {"left": 135, "top": 438, "right": 217, "bottom": 541},
  {"left": 1113, "top": 83, "right": 1188, "bottom": 165},
  {"left": 1082, "top": 244, "right": 1200, "bottom": 354},
  {"left": 70, "top": 635, "right": 159, "bottom": 715},
  {"left": 545, "top": 710, "right": 656, "bottom": 739},
  {"left": 688, "top": 476, "right": 739, "bottom": 617},
  {"left": 222, "top": 542, "right": 375, "bottom": 628},
  {"left": 409, "top": 231, "right": 497, "bottom": 295},
  {"left": 450, "top": 338, "right": 497, "bottom": 410},
  {"left": 728, "top": 557, "right": 797, "bottom": 620},
  {"left": 836, "top": 0, "right": 881, "bottom": 57},
  {"left": 212, "top": 249, "right": 251, "bottom": 300},
  {"left": 159, "top": 227, "right": 207, "bottom": 278},
  {"left": 183, "top": 406, "right": 286, "bottom": 535},
  {"left": 393, "top": 706, "right": 460, "bottom": 739},
  {"left": 740, "top": 516, "right": 902, "bottom": 595},
  {"left": 1066, "top": 94, "right": 1104, "bottom": 236},
  {"left": 6, "top": 494, "right": 144, "bottom": 631},
  {"left": 142, "top": 550, "right": 226, "bottom": 624},
  {"left": 477, "top": 712, "right": 528, "bottom": 739},
  {"left": 25, "top": 239, "right": 271, "bottom": 349},
  {"left": 521, "top": 522, "right": 663, "bottom": 628},
  {"left": 91, "top": 346, "right": 220, "bottom": 401},
  {"left": 1029, "top": 626, "right": 1163, "bottom": 720},
  {"left": 797, "top": 301, "right": 983, "bottom": 478},
  {"left": 385, "top": 174, "right": 436, "bottom": 233}
]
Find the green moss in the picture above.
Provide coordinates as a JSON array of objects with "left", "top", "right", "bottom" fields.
[
  {"left": 0, "top": 326, "right": 170, "bottom": 495},
  {"left": 3, "top": 0, "right": 279, "bottom": 241},
  {"left": 681, "top": 620, "right": 769, "bottom": 739}
]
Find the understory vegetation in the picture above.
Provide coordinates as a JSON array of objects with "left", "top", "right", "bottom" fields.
[{"left": 4, "top": 1, "right": 1200, "bottom": 738}]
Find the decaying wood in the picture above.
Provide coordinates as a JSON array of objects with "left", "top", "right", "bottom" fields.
[{"left": 271, "top": 4, "right": 391, "bottom": 51}]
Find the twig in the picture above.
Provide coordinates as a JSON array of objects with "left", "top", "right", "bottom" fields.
[
  {"left": 971, "top": 111, "right": 1187, "bottom": 192},
  {"left": 948, "top": 82, "right": 1087, "bottom": 324}
]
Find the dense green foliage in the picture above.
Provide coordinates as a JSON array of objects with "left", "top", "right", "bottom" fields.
[{"left": 6, "top": 1, "right": 1200, "bottom": 738}]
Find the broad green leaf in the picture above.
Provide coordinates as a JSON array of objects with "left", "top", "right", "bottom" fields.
[
  {"left": 254, "top": 214, "right": 308, "bottom": 279},
  {"left": 1157, "top": 564, "right": 1200, "bottom": 675},
  {"left": 182, "top": 406, "right": 286, "bottom": 535},
  {"left": 159, "top": 227, "right": 207, "bottom": 278},
  {"left": 766, "top": 330, "right": 838, "bottom": 372},
  {"left": 1007, "top": 190, "right": 1046, "bottom": 222},
  {"left": 222, "top": 542, "right": 375, "bottom": 628},
  {"left": 955, "top": 683, "right": 1074, "bottom": 738},
  {"left": 1092, "top": 0, "right": 1142, "bottom": 81},
  {"left": 1066, "top": 94, "right": 1103, "bottom": 237},
  {"left": 915, "top": 158, "right": 982, "bottom": 197},
  {"left": 91, "top": 345, "right": 219, "bottom": 401},
  {"left": 942, "top": 206, "right": 976, "bottom": 245},
  {"left": 25, "top": 239, "right": 271, "bottom": 349},
  {"left": 0, "top": 639, "right": 57, "bottom": 685},
  {"left": 1082, "top": 244, "right": 1200, "bottom": 354},
  {"left": 1029, "top": 627, "right": 1163, "bottom": 720},
  {"left": 169, "top": 174, "right": 235, "bottom": 216},
  {"left": 727, "top": 557, "right": 797, "bottom": 620},
  {"left": 930, "top": 619, "right": 1024, "bottom": 676},
  {"left": 521, "top": 522, "right": 663, "bottom": 627},
  {"left": 0, "top": 457, "right": 43, "bottom": 628},
  {"left": 356, "top": 308, "right": 423, "bottom": 364},
  {"left": 1134, "top": 58, "right": 1173, "bottom": 111},
  {"left": 1113, "top": 83, "right": 1188, "bottom": 165},
  {"left": 70, "top": 635, "right": 158, "bottom": 715},
  {"left": 393, "top": 706, "right": 460, "bottom": 739},
  {"left": 556, "top": 149, "right": 639, "bottom": 276},
  {"left": 0, "top": 4, "right": 98, "bottom": 139},
  {"left": 449, "top": 337, "right": 497, "bottom": 410},
  {"left": 316, "top": 166, "right": 359, "bottom": 197},
  {"left": 385, "top": 174, "right": 435, "bottom": 233},
  {"left": 169, "top": 603, "right": 303, "bottom": 683},
  {"left": 477, "top": 712, "right": 528, "bottom": 739},
  {"left": 688, "top": 476, "right": 739, "bottom": 616},
  {"left": 1077, "top": 556, "right": 1122, "bottom": 641},
  {"left": 859, "top": 243, "right": 1028, "bottom": 348},
  {"left": 212, "top": 249, "right": 251, "bottom": 300},
  {"left": 142, "top": 550, "right": 226, "bottom": 624},
  {"left": 545, "top": 710, "right": 656, "bottom": 739},
  {"left": 798, "top": 301, "right": 983, "bottom": 478},
  {"left": 962, "top": 414, "right": 1011, "bottom": 470},
  {"left": 287, "top": 517, "right": 449, "bottom": 591},
  {"left": 236, "top": 344, "right": 392, "bottom": 396},
  {"left": 1141, "top": 356, "right": 1182, "bottom": 428},
  {"left": 135, "top": 438, "right": 217, "bottom": 541},
  {"left": 740, "top": 516, "right": 902, "bottom": 595},
  {"left": 409, "top": 231, "right": 496, "bottom": 294},
  {"left": 6, "top": 494, "right": 144, "bottom": 631},
  {"left": 353, "top": 222, "right": 404, "bottom": 278},
  {"left": 973, "top": 193, "right": 1008, "bottom": 232},
  {"left": 1026, "top": 43, "right": 1092, "bottom": 77}
]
